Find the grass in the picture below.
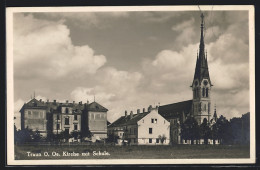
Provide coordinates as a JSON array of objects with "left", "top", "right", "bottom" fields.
[{"left": 15, "top": 144, "right": 250, "bottom": 160}]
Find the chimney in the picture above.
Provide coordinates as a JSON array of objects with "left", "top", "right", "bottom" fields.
[
  {"left": 54, "top": 100, "right": 56, "bottom": 104},
  {"left": 143, "top": 108, "right": 145, "bottom": 113},
  {"left": 66, "top": 100, "right": 69, "bottom": 103},
  {"left": 87, "top": 100, "right": 89, "bottom": 104},
  {"left": 125, "top": 110, "right": 127, "bottom": 117},
  {"left": 137, "top": 109, "right": 140, "bottom": 114},
  {"left": 130, "top": 111, "right": 133, "bottom": 119},
  {"left": 148, "top": 105, "right": 152, "bottom": 112}
]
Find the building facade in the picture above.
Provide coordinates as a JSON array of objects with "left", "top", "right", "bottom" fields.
[
  {"left": 20, "top": 99, "right": 108, "bottom": 141},
  {"left": 108, "top": 107, "right": 170, "bottom": 145}
]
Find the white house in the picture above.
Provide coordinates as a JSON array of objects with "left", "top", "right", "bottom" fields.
[{"left": 108, "top": 106, "right": 170, "bottom": 145}]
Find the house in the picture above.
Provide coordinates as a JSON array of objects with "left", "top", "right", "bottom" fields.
[
  {"left": 108, "top": 106, "right": 170, "bottom": 145},
  {"left": 20, "top": 98, "right": 108, "bottom": 141}
]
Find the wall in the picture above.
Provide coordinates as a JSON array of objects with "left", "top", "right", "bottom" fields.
[
  {"left": 24, "top": 109, "right": 47, "bottom": 136},
  {"left": 137, "top": 109, "right": 170, "bottom": 145},
  {"left": 88, "top": 111, "right": 107, "bottom": 138}
]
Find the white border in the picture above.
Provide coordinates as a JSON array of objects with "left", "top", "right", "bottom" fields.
[{"left": 6, "top": 5, "right": 255, "bottom": 165}]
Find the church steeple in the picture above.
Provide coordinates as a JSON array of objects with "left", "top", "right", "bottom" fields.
[
  {"left": 191, "top": 13, "right": 212, "bottom": 125},
  {"left": 192, "top": 13, "right": 211, "bottom": 86}
]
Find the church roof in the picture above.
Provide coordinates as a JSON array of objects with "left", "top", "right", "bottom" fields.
[
  {"left": 192, "top": 13, "right": 211, "bottom": 85},
  {"left": 158, "top": 100, "right": 192, "bottom": 119}
]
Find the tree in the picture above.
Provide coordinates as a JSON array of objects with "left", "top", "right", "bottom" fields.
[
  {"left": 106, "top": 133, "right": 120, "bottom": 144},
  {"left": 32, "top": 130, "right": 42, "bottom": 142},
  {"left": 214, "top": 115, "right": 233, "bottom": 144},
  {"left": 181, "top": 116, "right": 200, "bottom": 144},
  {"left": 15, "top": 127, "right": 33, "bottom": 144},
  {"left": 158, "top": 134, "right": 166, "bottom": 144},
  {"left": 200, "top": 118, "right": 211, "bottom": 144}
]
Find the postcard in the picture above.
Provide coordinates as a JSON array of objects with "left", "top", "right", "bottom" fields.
[{"left": 6, "top": 5, "right": 255, "bottom": 165}]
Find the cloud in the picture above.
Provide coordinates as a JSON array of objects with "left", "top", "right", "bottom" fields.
[
  {"left": 14, "top": 13, "right": 106, "bottom": 79},
  {"left": 172, "top": 17, "right": 195, "bottom": 31}
]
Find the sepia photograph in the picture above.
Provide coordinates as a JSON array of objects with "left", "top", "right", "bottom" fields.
[{"left": 6, "top": 5, "right": 255, "bottom": 165}]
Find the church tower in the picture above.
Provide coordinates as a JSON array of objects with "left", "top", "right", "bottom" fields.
[{"left": 191, "top": 13, "right": 213, "bottom": 125}]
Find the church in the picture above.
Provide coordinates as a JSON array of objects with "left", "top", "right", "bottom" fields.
[{"left": 109, "top": 13, "right": 219, "bottom": 145}]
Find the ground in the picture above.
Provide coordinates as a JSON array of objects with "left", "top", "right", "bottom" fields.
[{"left": 15, "top": 144, "right": 250, "bottom": 160}]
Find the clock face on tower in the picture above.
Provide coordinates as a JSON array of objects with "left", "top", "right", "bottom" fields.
[{"left": 203, "top": 80, "right": 208, "bottom": 86}]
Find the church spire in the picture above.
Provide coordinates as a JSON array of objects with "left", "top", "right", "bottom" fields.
[
  {"left": 199, "top": 13, "right": 205, "bottom": 56},
  {"left": 213, "top": 104, "right": 218, "bottom": 121},
  {"left": 192, "top": 13, "right": 211, "bottom": 86}
]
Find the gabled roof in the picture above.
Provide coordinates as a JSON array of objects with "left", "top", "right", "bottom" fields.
[
  {"left": 20, "top": 98, "right": 47, "bottom": 112},
  {"left": 158, "top": 100, "right": 192, "bottom": 119},
  {"left": 109, "top": 112, "right": 150, "bottom": 127},
  {"left": 87, "top": 102, "right": 108, "bottom": 112}
]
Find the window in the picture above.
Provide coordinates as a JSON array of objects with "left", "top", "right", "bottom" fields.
[
  {"left": 151, "top": 119, "right": 154, "bottom": 123},
  {"left": 33, "top": 111, "right": 39, "bottom": 118},
  {"left": 65, "top": 108, "right": 69, "bottom": 114},
  {"left": 74, "top": 115, "right": 77, "bottom": 120},
  {"left": 65, "top": 117, "right": 69, "bottom": 125},
  {"left": 149, "top": 138, "right": 152, "bottom": 143},
  {"left": 206, "top": 88, "right": 209, "bottom": 97},
  {"left": 56, "top": 123, "right": 60, "bottom": 130},
  {"left": 156, "top": 138, "right": 159, "bottom": 143},
  {"left": 28, "top": 111, "right": 32, "bottom": 117},
  {"left": 74, "top": 124, "right": 78, "bottom": 130},
  {"left": 202, "top": 88, "right": 205, "bottom": 97},
  {"left": 57, "top": 114, "right": 60, "bottom": 120},
  {"left": 149, "top": 128, "right": 152, "bottom": 134},
  {"left": 134, "top": 128, "right": 137, "bottom": 135},
  {"left": 39, "top": 112, "right": 43, "bottom": 118}
]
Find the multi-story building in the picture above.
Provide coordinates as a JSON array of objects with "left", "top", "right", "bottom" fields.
[
  {"left": 20, "top": 98, "right": 48, "bottom": 137},
  {"left": 108, "top": 107, "right": 170, "bottom": 145},
  {"left": 20, "top": 99, "right": 108, "bottom": 140}
]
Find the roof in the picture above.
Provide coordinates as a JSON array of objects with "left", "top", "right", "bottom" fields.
[
  {"left": 158, "top": 100, "right": 192, "bottom": 119},
  {"left": 109, "top": 112, "right": 150, "bottom": 127},
  {"left": 20, "top": 99, "right": 107, "bottom": 114},
  {"left": 192, "top": 13, "right": 211, "bottom": 86},
  {"left": 20, "top": 98, "right": 47, "bottom": 112},
  {"left": 87, "top": 101, "right": 108, "bottom": 112}
]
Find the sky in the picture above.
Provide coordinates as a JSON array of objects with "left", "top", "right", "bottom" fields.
[{"left": 12, "top": 10, "right": 250, "bottom": 128}]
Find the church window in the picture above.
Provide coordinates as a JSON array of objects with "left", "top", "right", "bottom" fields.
[{"left": 206, "top": 88, "right": 209, "bottom": 97}]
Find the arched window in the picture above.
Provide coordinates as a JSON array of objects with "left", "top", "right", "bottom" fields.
[
  {"left": 206, "top": 88, "right": 209, "bottom": 97},
  {"left": 202, "top": 88, "right": 205, "bottom": 97}
]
